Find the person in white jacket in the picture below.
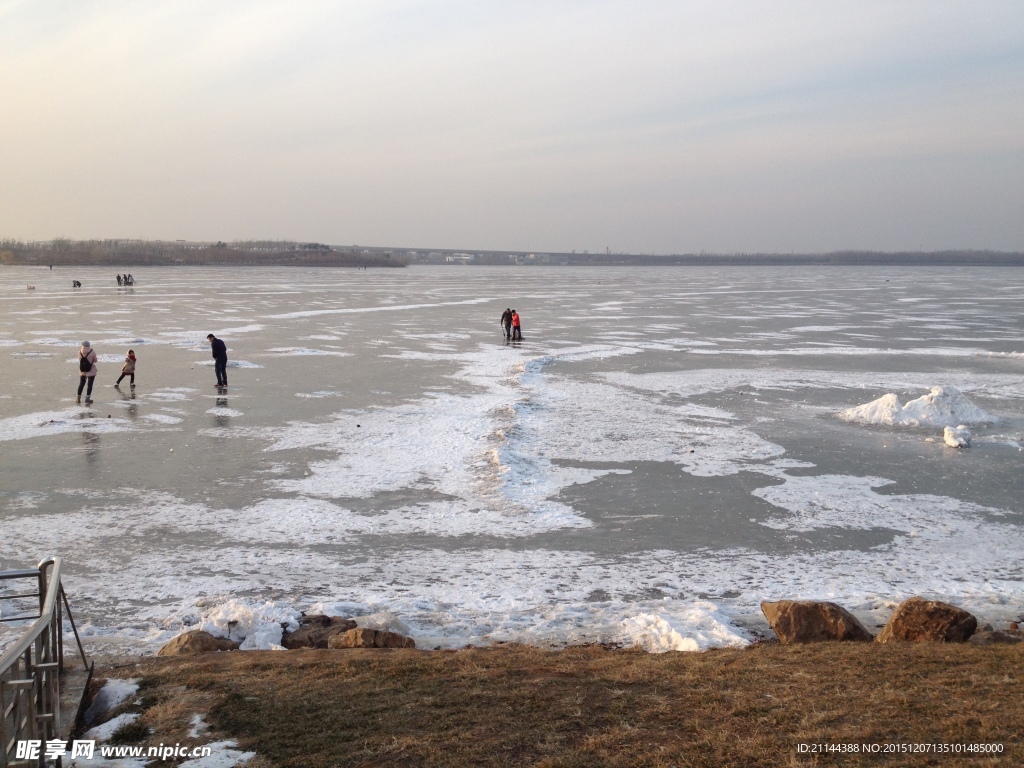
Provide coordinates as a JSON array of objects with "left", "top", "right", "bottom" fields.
[{"left": 77, "top": 341, "right": 98, "bottom": 404}]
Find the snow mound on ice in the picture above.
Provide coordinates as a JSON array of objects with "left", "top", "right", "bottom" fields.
[
  {"left": 840, "top": 386, "right": 994, "bottom": 427},
  {"left": 944, "top": 425, "right": 972, "bottom": 448}
]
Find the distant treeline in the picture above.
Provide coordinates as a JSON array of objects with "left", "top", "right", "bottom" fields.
[
  {"left": 554, "top": 250, "right": 1024, "bottom": 266},
  {"left": 1, "top": 240, "right": 1021, "bottom": 267},
  {"left": 0, "top": 239, "right": 407, "bottom": 268}
]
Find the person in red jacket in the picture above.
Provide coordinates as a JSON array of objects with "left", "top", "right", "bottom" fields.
[
  {"left": 511, "top": 310, "right": 522, "bottom": 341},
  {"left": 115, "top": 349, "right": 137, "bottom": 388}
]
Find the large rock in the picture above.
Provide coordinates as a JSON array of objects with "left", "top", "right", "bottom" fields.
[
  {"left": 157, "top": 630, "right": 240, "bottom": 656},
  {"left": 760, "top": 600, "right": 873, "bottom": 644},
  {"left": 281, "top": 615, "right": 357, "bottom": 649},
  {"left": 328, "top": 628, "right": 416, "bottom": 649},
  {"left": 876, "top": 597, "right": 977, "bottom": 643}
]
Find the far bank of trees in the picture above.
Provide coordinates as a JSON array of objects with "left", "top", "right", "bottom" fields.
[{"left": 0, "top": 239, "right": 407, "bottom": 268}]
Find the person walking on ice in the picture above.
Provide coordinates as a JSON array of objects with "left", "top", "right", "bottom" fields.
[
  {"left": 208, "top": 333, "right": 228, "bottom": 387},
  {"left": 77, "top": 341, "right": 98, "bottom": 404},
  {"left": 115, "top": 349, "right": 137, "bottom": 388},
  {"left": 500, "top": 307, "right": 512, "bottom": 339},
  {"left": 511, "top": 309, "right": 522, "bottom": 341}
]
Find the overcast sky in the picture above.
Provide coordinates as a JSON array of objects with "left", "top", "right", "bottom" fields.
[{"left": 1, "top": 1, "right": 1022, "bottom": 253}]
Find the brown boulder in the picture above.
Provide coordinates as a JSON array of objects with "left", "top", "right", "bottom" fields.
[
  {"left": 760, "top": 600, "right": 873, "bottom": 644},
  {"left": 157, "top": 630, "right": 240, "bottom": 656},
  {"left": 281, "top": 615, "right": 357, "bottom": 649},
  {"left": 876, "top": 597, "right": 977, "bottom": 643},
  {"left": 967, "top": 629, "right": 1024, "bottom": 646},
  {"left": 328, "top": 627, "right": 416, "bottom": 649}
]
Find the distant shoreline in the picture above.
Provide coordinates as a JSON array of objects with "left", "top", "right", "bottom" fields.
[{"left": 2, "top": 243, "right": 1023, "bottom": 268}]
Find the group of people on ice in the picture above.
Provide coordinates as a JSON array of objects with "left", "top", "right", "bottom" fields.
[
  {"left": 500, "top": 308, "right": 523, "bottom": 341},
  {"left": 117, "top": 273, "right": 135, "bottom": 286},
  {"left": 75, "top": 302, "right": 519, "bottom": 406},
  {"left": 75, "top": 334, "right": 228, "bottom": 405}
]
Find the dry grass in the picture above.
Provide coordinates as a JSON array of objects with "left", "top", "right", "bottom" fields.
[{"left": 94, "top": 642, "right": 1023, "bottom": 767}]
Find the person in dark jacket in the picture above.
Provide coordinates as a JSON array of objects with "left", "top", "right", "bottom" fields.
[
  {"left": 207, "top": 334, "right": 228, "bottom": 387},
  {"left": 500, "top": 308, "right": 512, "bottom": 339}
]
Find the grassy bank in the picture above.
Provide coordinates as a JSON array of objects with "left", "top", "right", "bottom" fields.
[{"left": 97, "top": 642, "right": 1022, "bottom": 767}]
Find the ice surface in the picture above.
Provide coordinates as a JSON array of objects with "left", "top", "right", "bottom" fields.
[
  {"left": 3, "top": 266, "right": 1023, "bottom": 656},
  {"left": 840, "top": 386, "right": 995, "bottom": 427}
]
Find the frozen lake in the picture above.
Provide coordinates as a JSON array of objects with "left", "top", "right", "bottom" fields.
[{"left": 1, "top": 264, "right": 1023, "bottom": 653}]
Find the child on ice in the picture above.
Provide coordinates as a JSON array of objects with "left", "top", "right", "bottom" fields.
[{"left": 116, "top": 349, "right": 137, "bottom": 387}]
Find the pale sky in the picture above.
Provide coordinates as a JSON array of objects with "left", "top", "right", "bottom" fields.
[{"left": 2, "top": 1, "right": 1022, "bottom": 253}]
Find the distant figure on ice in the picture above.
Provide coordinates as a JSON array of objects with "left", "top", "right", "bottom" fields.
[
  {"left": 208, "top": 334, "right": 228, "bottom": 387},
  {"left": 72, "top": 280, "right": 82, "bottom": 288},
  {"left": 127, "top": 273, "right": 134, "bottom": 285},
  {"left": 117, "top": 274, "right": 123, "bottom": 286},
  {"left": 511, "top": 310, "right": 522, "bottom": 341},
  {"left": 115, "top": 349, "right": 137, "bottom": 388},
  {"left": 500, "top": 308, "right": 512, "bottom": 339},
  {"left": 77, "top": 341, "right": 98, "bottom": 404}
]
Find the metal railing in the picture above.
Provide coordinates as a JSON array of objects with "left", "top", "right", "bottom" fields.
[{"left": 1, "top": 558, "right": 89, "bottom": 767}]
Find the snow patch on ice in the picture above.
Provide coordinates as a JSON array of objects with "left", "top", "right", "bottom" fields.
[
  {"left": 144, "top": 413, "right": 183, "bottom": 424},
  {"left": 0, "top": 409, "right": 135, "bottom": 441},
  {"left": 206, "top": 407, "right": 243, "bottom": 417},
  {"left": 751, "top": 472, "right": 1008, "bottom": 533},
  {"left": 266, "top": 347, "right": 350, "bottom": 357},
  {"left": 198, "top": 359, "right": 262, "bottom": 369}
]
